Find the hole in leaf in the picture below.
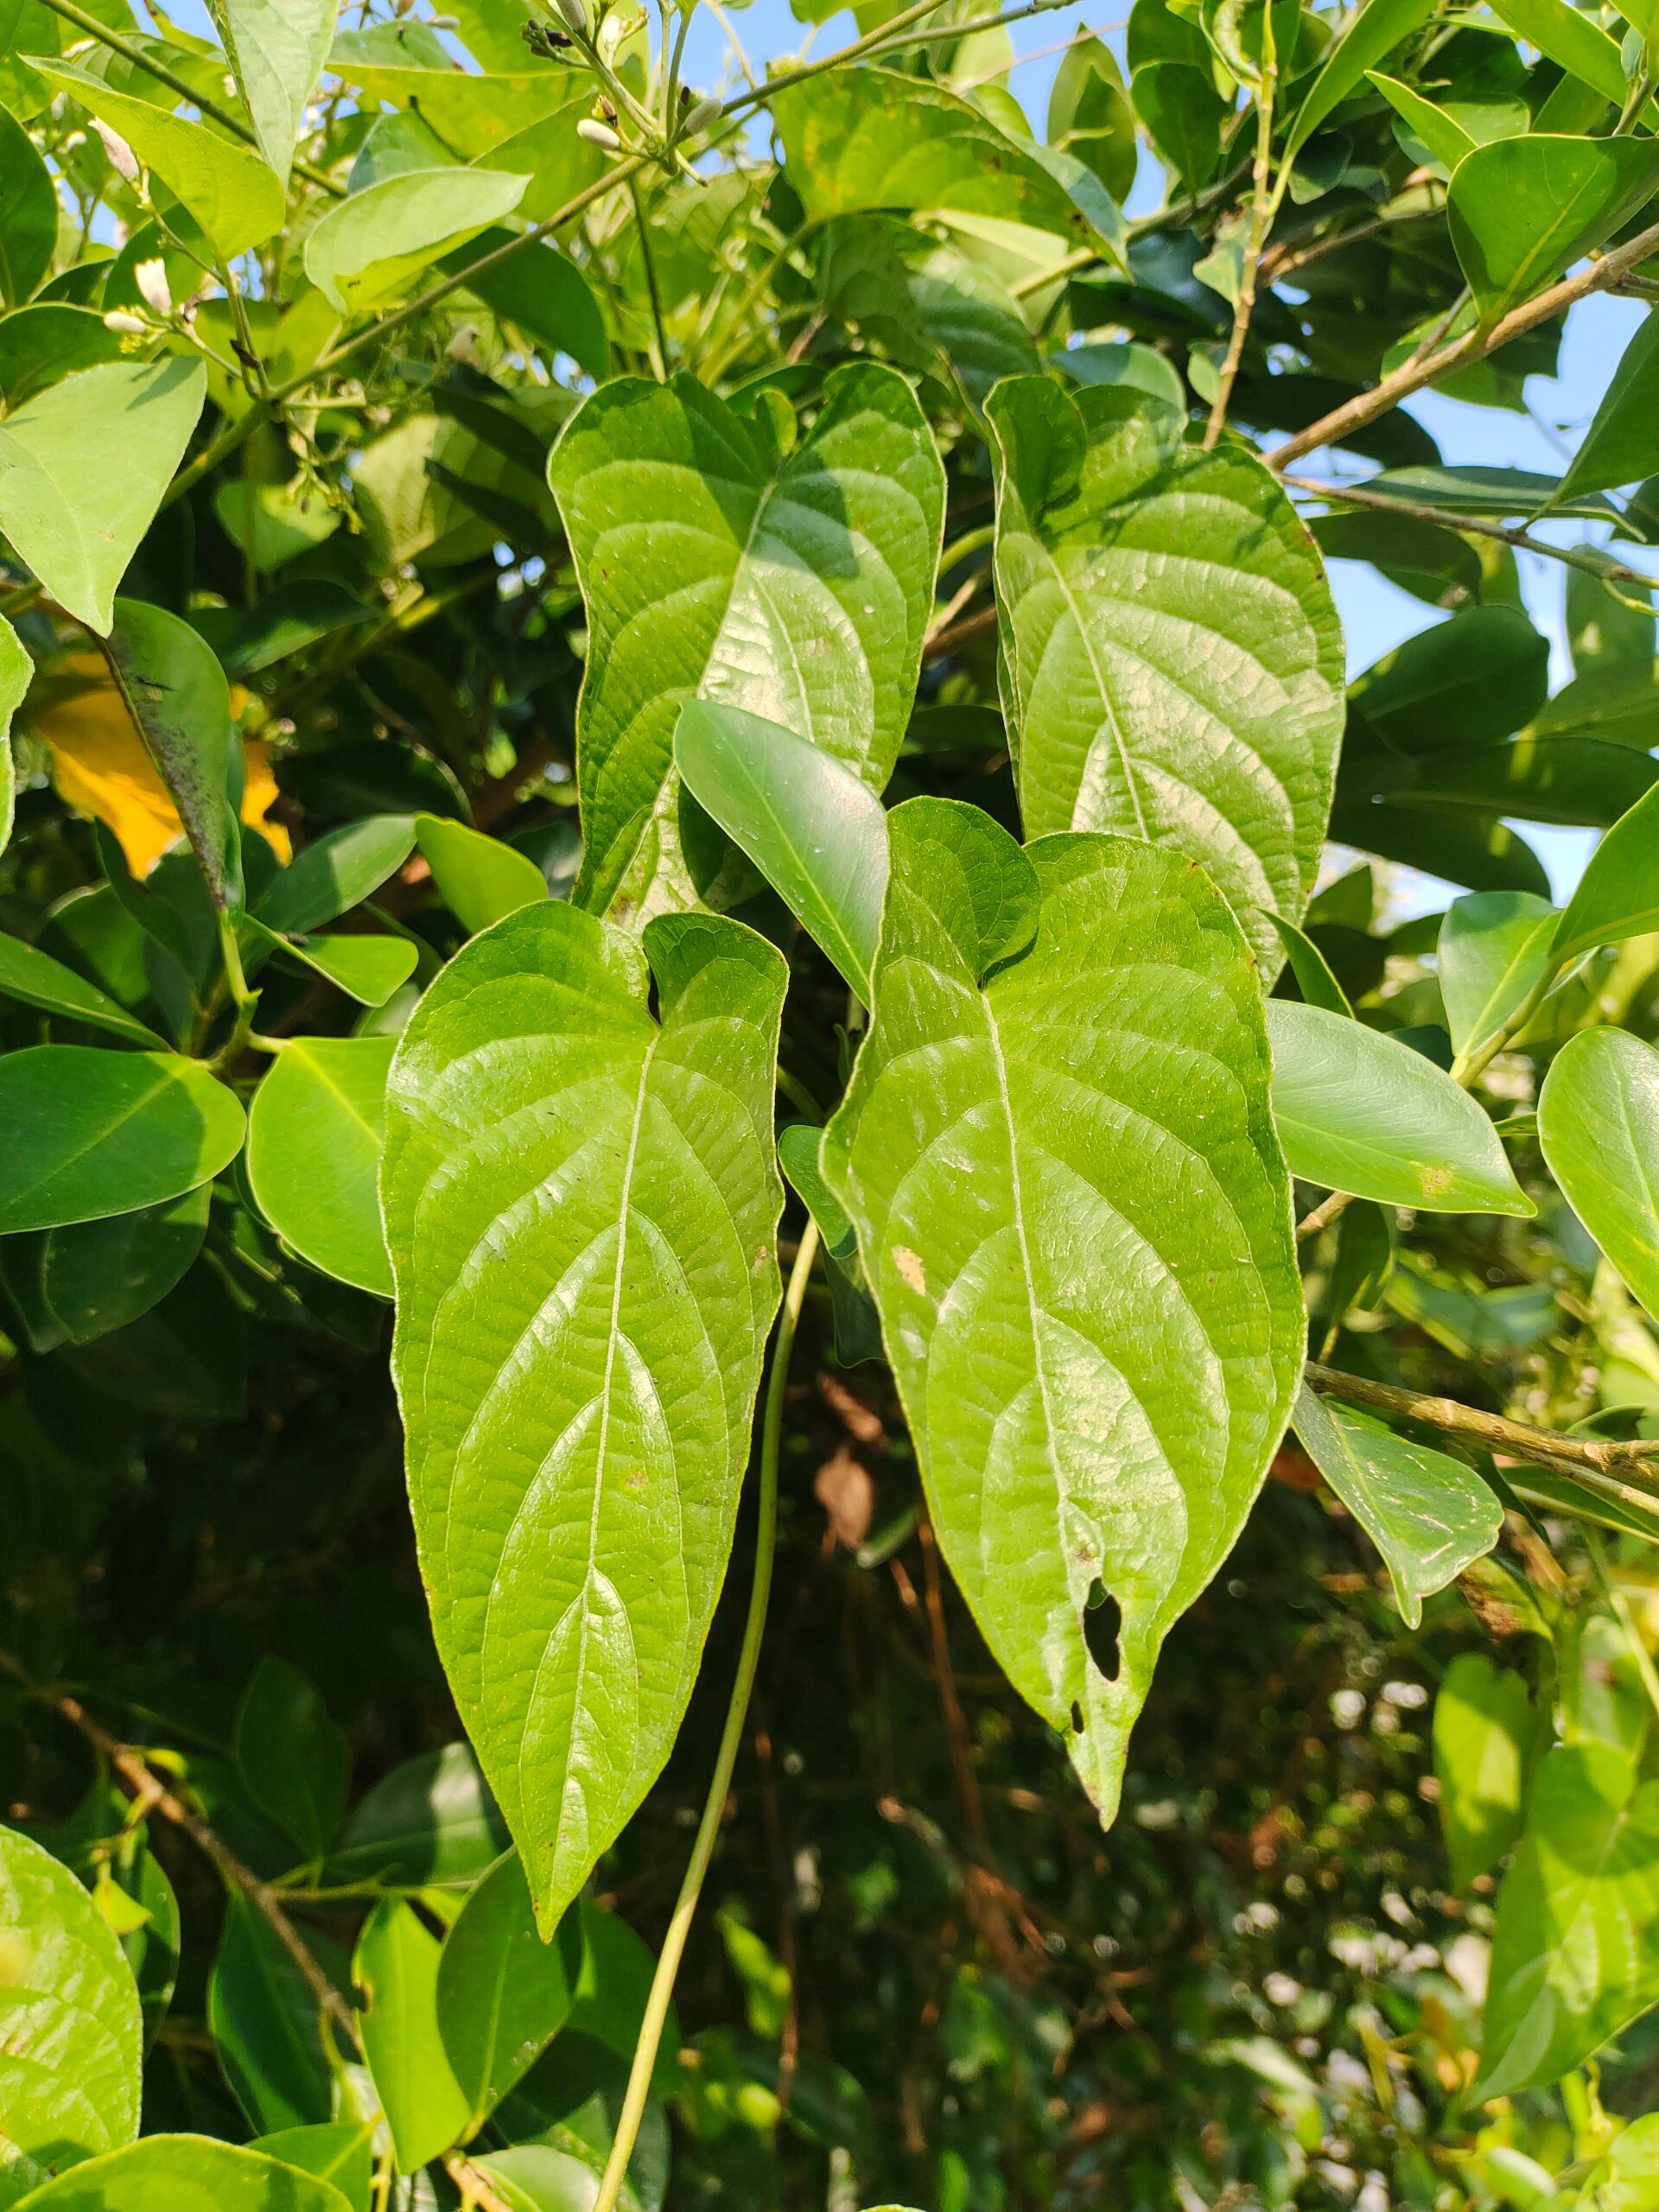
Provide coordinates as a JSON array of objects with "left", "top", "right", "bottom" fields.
[
  {"left": 1070, "top": 1700, "right": 1085, "bottom": 1735},
  {"left": 1083, "top": 1579, "right": 1122, "bottom": 1682}
]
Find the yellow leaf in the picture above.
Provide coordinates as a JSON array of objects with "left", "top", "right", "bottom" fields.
[{"left": 32, "top": 652, "right": 290, "bottom": 875}]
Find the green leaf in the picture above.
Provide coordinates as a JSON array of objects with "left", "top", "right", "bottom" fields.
[
  {"left": 673, "top": 700, "right": 888, "bottom": 1001},
  {"left": 1349, "top": 606, "right": 1549, "bottom": 754},
  {"left": 436, "top": 1853, "right": 579, "bottom": 2131},
  {"left": 442, "top": 230, "right": 610, "bottom": 385},
  {"left": 1447, "top": 136, "right": 1659, "bottom": 329},
  {"left": 254, "top": 817, "right": 416, "bottom": 936},
  {"left": 233, "top": 1656, "right": 352, "bottom": 1864},
  {"left": 353, "top": 1900, "right": 469, "bottom": 2174},
  {"left": 1266, "top": 1001, "right": 1534, "bottom": 1216},
  {"left": 246, "top": 1036, "right": 396, "bottom": 1297},
  {"left": 1433, "top": 1651, "right": 1544, "bottom": 1891},
  {"left": 1285, "top": 0, "right": 1439, "bottom": 157},
  {"left": 304, "top": 168, "right": 531, "bottom": 314},
  {"left": 39, "top": 1185, "right": 211, "bottom": 1344},
  {"left": 415, "top": 812, "right": 548, "bottom": 936},
  {"left": 383, "top": 903, "right": 787, "bottom": 1932},
  {"left": 548, "top": 365, "right": 944, "bottom": 919},
  {"left": 102, "top": 598, "right": 242, "bottom": 912},
  {"left": 1291, "top": 1385, "right": 1502, "bottom": 1628},
  {"left": 1330, "top": 800, "right": 1549, "bottom": 898},
  {"left": 1310, "top": 507, "right": 1482, "bottom": 609},
  {"left": 1438, "top": 891, "right": 1556, "bottom": 1061},
  {"left": 1355, "top": 462, "right": 1611, "bottom": 522},
  {"left": 1551, "top": 784, "right": 1659, "bottom": 963},
  {"left": 1483, "top": 0, "right": 1628, "bottom": 102},
  {"left": 0, "top": 304, "right": 123, "bottom": 411},
  {"left": 820, "top": 804, "right": 1303, "bottom": 1822},
  {"left": 225, "top": 582, "right": 375, "bottom": 677},
  {"left": 29, "top": 60, "right": 285, "bottom": 261},
  {"left": 772, "top": 67, "right": 1128, "bottom": 267},
  {"left": 0, "top": 1046, "right": 245, "bottom": 1235},
  {"left": 987, "top": 378, "right": 1344, "bottom": 968},
  {"left": 1265, "top": 912, "right": 1352, "bottom": 1016},
  {"left": 0, "top": 1826, "right": 142, "bottom": 2205},
  {"left": 245, "top": 917, "right": 416, "bottom": 1007},
  {"left": 213, "top": 480, "right": 340, "bottom": 573},
  {"left": 0, "top": 932, "right": 166, "bottom": 1045},
  {"left": 207, "top": 1896, "right": 340, "bottom": 2136},
  {"left": 1365, "top": 72, "right": 1478, "bottom": 175},
  {"left": 1055, "top": 340, "right": 1186, "bottom": 412},
  {"left": 0, "top": 358, "right": 204, "bottom": 634},
  {"left": 814, "top": 215, "right": 1040, "bottom": 416},
  {"left": 778, "top": 1121, "right": 882, "bottom": 1366},
  {"left": 1373, "top": 734, "right": 1659, "bottom": 830},
  {"left": 327, "top": 1745, "right": 509, "bottom": 1888},
  {"left": 0, "top": 607, "right": 22, "bottom": 864},
  {"left": 1539, "top": 1027, "right": 1659, "bottom": 1324},
  {"left": 10, "top": 2138, "right": 353, "bottom": 2211},
  {"left": 206, "top": 0, "right": 334, "bottom": 183},
  {"left": 253, "top": 2125, "right": 372, "bottom": 2212},
  {"left": 1557, "top": 309, "right": 1659, "bottom": 503},
  {"left": 1478, "top": 1742, "right": 1659, "bottom": 2096},
  {"left": 324, "top": 39, "right": 586, "bottom": 155},
  {"left": 0, "top": 99, "right": 56, "bottom": 306}
]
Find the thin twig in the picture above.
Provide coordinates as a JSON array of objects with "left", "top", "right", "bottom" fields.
[
  {"left": 1204, "top": 33, "right": 1279, "bottom": 448},
  {"left": 1303, "top": 1362, "right": 1659, "bottom": 1484}
]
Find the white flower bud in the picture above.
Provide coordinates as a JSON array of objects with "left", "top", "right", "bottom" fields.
[
  {"left": 102, "top": 308, "right": 148, "bottom": 334},
  {"left": 681, "top": 92, "right": 719, "bottom": 134},
  {"left": 92, "top": 118, "right": 139, "bottom": 182},
  {"left": 555, "top": 0, "right": 587, "bottom": 29},
  {"left": 133, "top": 257, "right": 171, "bottom": 317},
  {"left": 576, "top": 116, "right": 621, "bottom": 149}
]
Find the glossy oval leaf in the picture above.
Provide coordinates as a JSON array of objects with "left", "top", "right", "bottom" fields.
[
  {"left": 1292, "top": 1384, "right": 1502, "bottom": 1628},
  {"left": 353, "top": 1901, "right": 469, "bottom": 2174},
  {"left": 0, "top": 101, "right": 57, "bottom": 307},
  {"left": 1347, "top": 605, "right": 1549, "bottom": 755},
  {"left": 1557, "top": 308, "right": 1659, "bottom": 502},
  {"left": 29, "top": 61, "right": 286, "bottom": 262},
  {"left": 1552, "top": 783, "right": 1659, "bottom": 963},
  {"left": 0, "top": 358, "right": 204, "bottom": 634},
  {"left": 1266, "top": 1001, "right": 1534, "bottom": 1216},
  {"left": 436, "top": 1853, "right": 578, "bottom": 2130},
  {"left": 0, "top": 1047, "right": 245, "bottom": 1235},
  {"left": 40, "top": 1185, "right": 211, "bottom": 1344},
  {"left": 548, "top": 364, "right": 944, "bottom": 919},
  {"left": 251, "top": 2125, "right": 372, "bottom": 2211},
  {"left": 1437, "top": 890, "right": 1557, "bottom": 1060},
  {"left": 988, "top": 378, "right": 1344, "bottom": 968},
  {"left": 327, "top": 1744, "right": 509, "bottom": 1888},
  {"left": 1448, "top": 135, "right": 1659, "bottom": 328},
  {"left": 255, "top": 816, "right": 416, "bottom": 936},
  {"left": 245, "top": 917, "right": 416, "bottom": 1007},
  {"left": 233, "top": 1656, "right": 352, "bottom": 1866},
  {"left": 246, "top": 1036, "right": 396, "bottom": 1296},
  {"left": 821, "top": 804, "right": 1304, "bottom": 1822},
  {"left": 415, "top": 813, "right": 548, "bottom": 937},
  {"left": 1477, "top": 1742, "right": 1659, "bottom": 2096},
  {"left": 10, "top": 2137, "right": 353, "bottom": 2212},
  {"left": 102, "top": 599, "right": 241, "bottom": 913},
  {"left": 0, "top": 1826, "right": 143, "bottom": 2200},
  {"left": 1539, "top": 1027, "right": 1659, "bottom": 1323},
  {"left": 305, "top": 168, "right": 530, "bottom": 314},
  {"left": 383, "top": 903, "right": 787, "bottom": 1932},
  {"left": 673, "top": 699, "right": 889, "bottom": 1001},
  {"left": 207, "top": 1897, "right": 340, "bottom": 2136},
  {"left": 0, "top": 933, "right": 165, "bottom": 1045}
]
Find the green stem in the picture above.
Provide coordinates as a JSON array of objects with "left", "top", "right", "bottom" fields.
[
  {"left": 35, "top": 0, "right": 345, "bottom": 196},
  {"left": 629, "top": 174, "right": 671, "bottom": 378},
  {"left": 591, "top": 1217, "right": 821, "bottom": 2212},
  {"left": 1203, "top": 36, "right": 1281, "bottom": 449}
]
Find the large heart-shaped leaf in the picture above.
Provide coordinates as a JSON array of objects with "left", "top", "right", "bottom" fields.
[
  {"left": 1477, "top": 1742, "right": 1659, "bottom": 2095},
  {"left": 1539, "top": 1027, "right": 1659, "bottom": 1322},
  {"left": 987, "top": 378, "right": 1344, "bottom": 966},
  {"left": 547, "top": 365, "right": 943, "bottom": 921},
  {"left": 383, "top": 903, "right": 786, "bottom": 1931},
  {"left": 0, "top": 359, "right": 204, "bottom": 634},
  {"left": 821, "top": 803, "right": 1303, "bottom": 1821},
  {"left": 0, "top": 1826, "right": 143, "bottom": 2206}
]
